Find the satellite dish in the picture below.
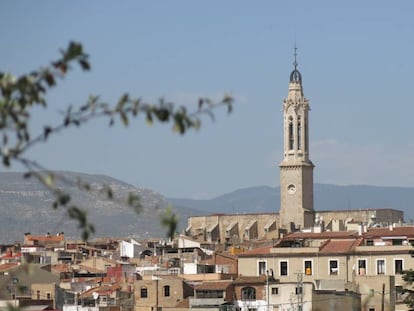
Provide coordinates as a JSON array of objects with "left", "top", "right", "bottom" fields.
[{"left": 92, "top": 292, "right": 99, "bottom": 300}]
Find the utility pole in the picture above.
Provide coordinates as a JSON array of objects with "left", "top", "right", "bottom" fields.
[
  {"left": 295, "top": 273, "right": 303, "bottom": 311},
  {"left": 266, "top": 270, "right": 269, "bottom": 311},
  {"left": 381, "top": 283, "right": 385, "bottom": 311}
]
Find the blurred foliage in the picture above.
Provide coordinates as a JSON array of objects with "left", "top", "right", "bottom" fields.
[
  {"left": 0, "top": 41, "right": 233, "bottom": 240},
  {"left": 160, "top": 205, "right": 179, "bottom": 240},
  {"left": 403, "top": 269, "right": 414, "bottom": 310}
]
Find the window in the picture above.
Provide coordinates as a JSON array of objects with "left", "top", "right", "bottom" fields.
[
  {"left": 280, "top": 261, "right": 288, "bottom": 276},
  {"left": 297, "top": 117, "right": 302, "bottom": 150},
  {"left": 288, "top": 117, "right": 294, "bottom": 150},
  {"left": 329, "top": 260, "right": 339, "bottom": 275},
  {"left": 37, "top": 290, "right": 40, "bottom": 300},
  {"left": 140, "top": 287, "right": 148, "bottom": 298},
  {"left": 304, "top": 260, "right": 312, "bottom": 275},
  {"left": 377, "top": 259, "right": 385, "bottom": 275},
  {"left": 395, "top": 259, "right": 403, "bottom": 274},
  {"left": 241, "top": 287, "right": 256, "bottom": 300},
  {"left": 358, "top": 259, "right": 367, "bottom": 275},
  {"left": 305, "top": 119, "right": 309, "bottom": 151},
  {"left": 393, "top": 239, "right": 403, "bottom": 246},
  {"left": 258, "top": 261, "right": 267, "bottom": 275},
  {"left": 271, "top": 287, "right": 279, "bottom": 295},
  {"left": 164, "top": 285, "right": 170, "bottom": 297},
  {"left": 295, "top": 287, "right": 302, "bottom": 295},
  {"left": 197, "top": 290, "right": 223, "bottom": 298},
  {"left": 396, "top": 285, "right": 404, "bottom": 302}
]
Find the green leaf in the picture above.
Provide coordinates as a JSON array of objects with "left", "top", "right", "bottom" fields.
[{"left": 120, "top": 111, "right": 129, "bottom": 126}]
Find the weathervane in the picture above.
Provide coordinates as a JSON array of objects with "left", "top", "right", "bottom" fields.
[
  {"left": 289, "top": 42, "right": 302, "bottom": 84},
  {"left": 293, "top": 43, "right": 298, "bottom": 70}
]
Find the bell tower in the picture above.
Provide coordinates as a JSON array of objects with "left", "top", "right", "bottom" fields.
[{"left": 279, "top": 48, "right": 315, "bottom": 231}]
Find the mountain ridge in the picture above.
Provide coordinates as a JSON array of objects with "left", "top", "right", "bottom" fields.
[{"left": 1, "top": 171, "right": 414, "bottom": 243}]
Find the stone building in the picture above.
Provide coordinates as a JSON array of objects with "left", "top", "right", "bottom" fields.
[{"left": 186, "top": 51, "right": 404, "bottom": 243}]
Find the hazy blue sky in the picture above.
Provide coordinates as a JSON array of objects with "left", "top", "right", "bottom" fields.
[{"left": 1, "top": 1, "right": 414, "bottom": 199}]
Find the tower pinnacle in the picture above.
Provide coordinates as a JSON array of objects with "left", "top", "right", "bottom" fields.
[{"left": 290, "top": 45, "right": 302, "bottom": 84}]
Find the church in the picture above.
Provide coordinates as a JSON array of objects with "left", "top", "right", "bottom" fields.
[{"left": 185, "top": 53, "right": 403, "bottom": 245}]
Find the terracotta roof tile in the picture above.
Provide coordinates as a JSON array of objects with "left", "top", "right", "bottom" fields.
[
  {"left": 25, "top": 235, "right": 65, "bottom": 243},
  {"left": 81, "top": 284, "right": 120, "bottom": 298},
  {"left": 1, "top": 252, "right": 22, "bottom": 260},
  {"left": 237, "top": 246, "right": 271, "bottom": 257},
  {"left": 283, "top": 231, "right": 358, "bottom": 240},
  {"left": 51, "top": 264, "right": 71, "bottom": 273},
  {"left": 0, "top": 262, "right": 19, "bottom": 272},
  {"left": 319, "top": 239, "right": 360, "bottom": 254},
  {"left": 233, "top": 275, "right": 267, "bottom": 284},
  {"left": 364, "top": 227, "right": 414, "bottom": 238},
  {"left": 196, "top": 280, "right": 233, "bottom": 291}
]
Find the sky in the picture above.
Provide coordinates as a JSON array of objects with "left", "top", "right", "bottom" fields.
[{"left": 1, "top": 1, "right": 414, "bottom": 199}]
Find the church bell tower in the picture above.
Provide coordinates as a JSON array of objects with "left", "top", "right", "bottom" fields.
[{"left": 279, "top": 49, "right": 315, "bottom": 231}]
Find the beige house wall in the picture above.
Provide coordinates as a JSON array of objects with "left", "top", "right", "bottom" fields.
[
  {"left": 238, "top": 252, "right": 350, "bottom": 285},
  {"left": 239, "top": 245, "right": 413, "bottom": 284},
  {"left": 355, "top": 275, "right": 395, "bottom": 311},
  {"left": 31, "top": 283, "right": 56, "bottom": 307},
  {"left": 80, "top": 257, "right": 116, "bottom": 271},
  {"left": 268, "top": 282, "right": 314, "bottom": 311},
  {"left": 134, "top": 278, "right": 191, "bottom": 311},
  {"left": 312, "top": 290, "right": 361, "bottom": 311},
  {"left": 238, "top": 244, "right": 414, "bottom": 311}
]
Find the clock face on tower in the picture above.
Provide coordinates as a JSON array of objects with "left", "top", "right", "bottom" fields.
[{"left": 287, "top": 184, "right": 296, "bottom": 194}]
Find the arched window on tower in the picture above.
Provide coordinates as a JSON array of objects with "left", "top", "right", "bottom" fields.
[
  {"left": 297, "top": 116, "right": 302, "bottom": 150},
  {"left": 288, "top": 117, "right": 294, "bottom": 150},
  {"left": 305, "top": 116, "right": 308, "bottom": 152}
]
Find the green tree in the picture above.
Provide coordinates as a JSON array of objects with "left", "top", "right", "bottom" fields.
[
  {"left": 403, "top": 269, "right": 414, "bottom": 310},
  {"left": 0, "top": 41, "right": 233, "bottom": 240}
]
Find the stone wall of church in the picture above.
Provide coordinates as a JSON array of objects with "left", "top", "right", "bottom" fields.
[
  {"left": 186, "top": 213, "right": 280, "bottom": 243},
  {"left": 317, "top": 209, "right": 404, "bottom": 229}
]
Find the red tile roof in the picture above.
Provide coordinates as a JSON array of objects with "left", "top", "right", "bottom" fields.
[
  {"left": 196, "top": 280, "right": 233, "bottom": 291},
  {"left": 237, "top": 246, "right": 271, "bottom": 257},
  {"left": 282, "top": 231, "right": 359, "bottom": 240},
  {"left": 364, "top": 227, "right": 414, "bottom": 238},
  {"left": 81, "top": 284, "right": 120, "bottom": 298},
  {"left": 0, "top": 262, "right": 19, "bottom": 272},
  {"left": 25, "top": 234, "right": 65, "bottom": 243},
  {"left": 51, "top": 264, "right": 71, "bottom": 273},
  {"left": 319, "top": 239, "right": 361, "bottom": 254},
  {"left": 0, "top": 252, "right": 22, "bottom": 260},
  {"left": 233, "top": 275, "right": 267, "bottom": 284}
]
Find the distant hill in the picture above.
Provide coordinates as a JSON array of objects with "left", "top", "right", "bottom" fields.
[
  {"left": 0, "top": 172, "right": 203, "bottom": 243},
  {"left": 2, "top": 171, "right": 414, "bottom": 243},
  {"left": 168, "top": 184, "right": 414, "bottom": 220}
]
